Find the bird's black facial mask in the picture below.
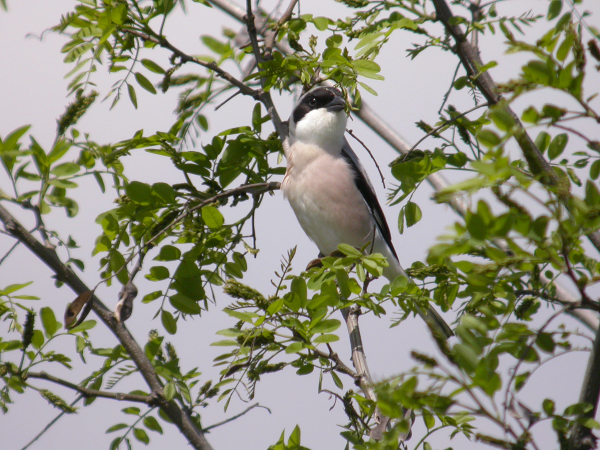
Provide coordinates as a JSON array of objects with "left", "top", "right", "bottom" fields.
[{"left": 292, "top": 87, "right": 346, "bottom": 124}]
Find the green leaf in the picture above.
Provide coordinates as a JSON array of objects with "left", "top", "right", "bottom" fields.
[
  {"left": 313, "top": 334, "right": 339, "bottom": 344},
  {"left": 454, "top": 76, "right": 468, "bottom": 90},
  {"left": 155, "top": 245, "right": 181, "bottom": 262},
  {"left": 135, "top": 72, "right": 157, "bottom": 94},
  {"left": 312, "top": 16, "right": 330, "bottom": 31},
  {"left": 337, "top": 243, "right": 361, "bottom": 257},
  {"left": 133, "top": 428, "right": 149, "bottom": 445},
  {"left": 106, "top": 423, "right": 128, "bottom": 433},
  {"left": 111, "top": 3, "right": 127, "bottom": 25},
  {"left": 201, "top": 36, "right": 228, "bottom": 54},
  {"left": 161, "top": 310, "right": 177, "bottom": 335},
  {"left": 51, "top": 162, "right": 80, "bottom": 177},
  {"left": 127, "top": 83, "right": 137, "bottom": 109},
  {"left": 405, "top": 202, "right": 422, "bottom": 227},
  {"left": 143, "top": 416, "right": 163, "bottom": 434},
  {"left": 423, "top": 409, "right": 435, "bottom": 430},
  {"left": 453, "top": 343, "right": 479, "bottom": 373},
  {"left": 535, "top": 131, "right": 551, "bottom": 153},
  {"left": 536, "top": 332, "right": 555, "bottom": 353},
  {"left": 146, "top": 266, "right": 170, "bottom": 281},
  {"left": 289, "top": 425, "right": 301, "bottom": 447},
  {"left": 310, "top": 319, "right": 341, "bottom": 334},
  {"left": 201, "top": 206, "right": 224, "bottom": 230},
  {"left": 358, "top": 81, "right": 378, "bottom": 96},
  {"left": 126, "top": 181, "right": 153, "bottom": 204},
  {"left": 223, "top": 309, "right": 259, "bottom": 323},
  {"left": 210, "top": 340, "right": 239, "bottom": 346},
  {"left": 2, "top": 125, "right": 31, "bottom": 155},
  {"left": 141, "top": 59, "right": 165, "bottom": 74},
  {"left": 590, "top": 160, "right": 600, "bottom": 180},
  {"left": 548, "top": 133, "right": 568, "bottom": 160},
  {"left": 543, "top": 398, "right": 555, "bottom": 416},
  {"left": 68, "top": 320, "right": 96, "bottom": 334},
  {"left": 285, "top": 342, "right": 303, "bottom": 354},
  {"left": 169, "top": 294, "right": 201, "bottom": 315},
  {"left": 547, "top": 0, "right": 562, "bottom": 20},
  {"left": 0, "top": 282, "right": 33, "bottom": 295},
  {"left": 353, "top": 59, "right": 384, "bottom": 80},
  {"left": 467, "top": 213, "right": 487, "bottom": 240},
  {"left": 251, "top": 103, "right": 262, "bottom": 133},
  {"left": 331, "top": 371, "right": 343, "bottom": 389},
  {"left": 122, "top": 406, "right": 140, "bottom": 415},
  {"left": 164, "top": 381, "right": 176, "bottom": 400},
  {"left": 41, "top": 307, "right": 60, "bottom": 337},
  {"left": 477, "top": 129, "right": 501, "bottom": 147}
]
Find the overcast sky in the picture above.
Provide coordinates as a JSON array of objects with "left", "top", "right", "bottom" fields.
[{"left": 1, "top": 1, "right": 599, "bottom": 449}]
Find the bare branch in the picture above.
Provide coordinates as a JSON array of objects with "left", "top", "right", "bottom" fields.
[
  {"left": 392, "top": 102, "right": 489, "bottom": 164},
  {"left": 340, "top": 307, "right": 410, "bottom": 442},
  {"left": 0, "top": 204, "right": 214, "bottom": 450},
  {"left": 430, "top": 0, "right": 558, "bottom": 185},
  {"left": 20, "top": 395, "right": 83, "bottom": 450},
  {"left": 569, "top": 329, "right": 600, "bottom": 450},
  {"left": 123, "top": 28, "right": 260, "bottom": 100},
  {"left": 26, "top": 371, "right": 156, "bottom": 404},
  {"left": 264, "top": 0, "right": 298, "bottom": 60},
  {"left": 312, "top": 347, "right": 358, "bottom": 380},
  {"left": 202, "top": 403, "right": 270, "bottom": 432}
]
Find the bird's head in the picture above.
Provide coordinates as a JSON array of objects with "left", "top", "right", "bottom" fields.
[{"left": 288, "top": 86, "right": 348, "bottom": 149}]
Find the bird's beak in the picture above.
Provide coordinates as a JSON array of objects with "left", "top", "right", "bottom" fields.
[{"left": 326, "top": 96, "right": 347, "bottom": 112}]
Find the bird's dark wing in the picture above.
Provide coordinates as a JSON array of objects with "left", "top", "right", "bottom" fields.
[{"left": 340, "top": 139, "right": 398, "bottom": 259}]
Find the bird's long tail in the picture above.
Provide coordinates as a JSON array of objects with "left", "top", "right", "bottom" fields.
[
  {"left": 415, "top": 305, "right": 454, "bottom": 339},
  {"left": 377, "top": 239, "right": 454, "bottom": 339}
]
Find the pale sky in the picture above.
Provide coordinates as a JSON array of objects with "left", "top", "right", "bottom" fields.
[{"left": 1, "top": 1, "right": 599, "bottom": 449}]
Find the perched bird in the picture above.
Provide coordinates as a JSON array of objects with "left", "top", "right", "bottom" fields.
[{"left": 282, "top": 86, "right": 452, "bottom": 339}]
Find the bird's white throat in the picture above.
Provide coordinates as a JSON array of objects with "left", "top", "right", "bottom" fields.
[{"left": 290, "top": 108, "right": 347, "bottom": 153}]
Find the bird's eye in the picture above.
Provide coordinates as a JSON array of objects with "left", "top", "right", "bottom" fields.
[{"left": 308, "top": 97, "right": 317, "bottom": 107}]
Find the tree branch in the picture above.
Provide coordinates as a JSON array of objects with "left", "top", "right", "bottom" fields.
[
  {"left": 430, "top": 0, "right": 558, "bottom": 185},
  {"left": 312, "top": 347, "right": 358, "bottom": 380},
  {"left": 0, "top": 204, "right": 214, "bottom": 450},
  {"left": 123, "top": 28, "right": 260, "bottom": 100},
  {"left": 243, "top": 1, "right": 287, "bottom": 141},
  {"left": 339, "top": 307, "right": 412, "bottom": 442},
  {"left": 26, "top": 371, "right": 156, "bottom": 404},
  {"left": 202, "top": 403, "right": 270, "bottom": 432},
  {"left": 20, "top": 395, "right": 83, "bottom": 450},
  {"left": 569, "top": 328, "right": 600, "bottom": 450}
]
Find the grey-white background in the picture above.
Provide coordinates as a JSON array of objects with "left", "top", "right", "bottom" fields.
[{"left": 1, "top": 1, "right": 599, "bottom": 449}]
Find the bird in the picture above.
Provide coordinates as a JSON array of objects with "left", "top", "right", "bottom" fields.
[{"left": 281, "top": 86, "right": 452, "bottom": 339}]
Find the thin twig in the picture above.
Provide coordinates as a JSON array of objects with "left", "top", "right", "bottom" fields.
[
  {"left": 312, "top": 347, "right": 359, "bottom": 379},
  {"left": 0, "top": 204, "right": 213, "bottom": 450},
  {"left": 99, "top": 182, "right": 280, "bottom": 290},
  {"left": 552, "top": 123, "right": 594, "bottom": 144},
  {"left": 26, "top": 371, "right": 157, "bottom": 404},
  {"left": 123, "top": 28, "right": 260, "bottom": 100},
  {"left": 20, "top": 395, "right": 83, "bottom": 450},
  {"left": 0, "top": 239, "right": 20, "bottom": 265},
  {"left": 431, "top": 0, "right": 558, "bottom": 185},
  {"left": 397, "top": 102, "right": 489, "bottom": 164},
  {"left": 438, "top": 62, "right": 461, "bottom": 114},
  {"left": 202, "top": 403, "right": 270, "bottom": 432},
  {"left": 264, "top": 0, "right": 299, "bottom": 60},
  {"left": 346, "top": 129, "right": 386, "bottom": 188}
]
